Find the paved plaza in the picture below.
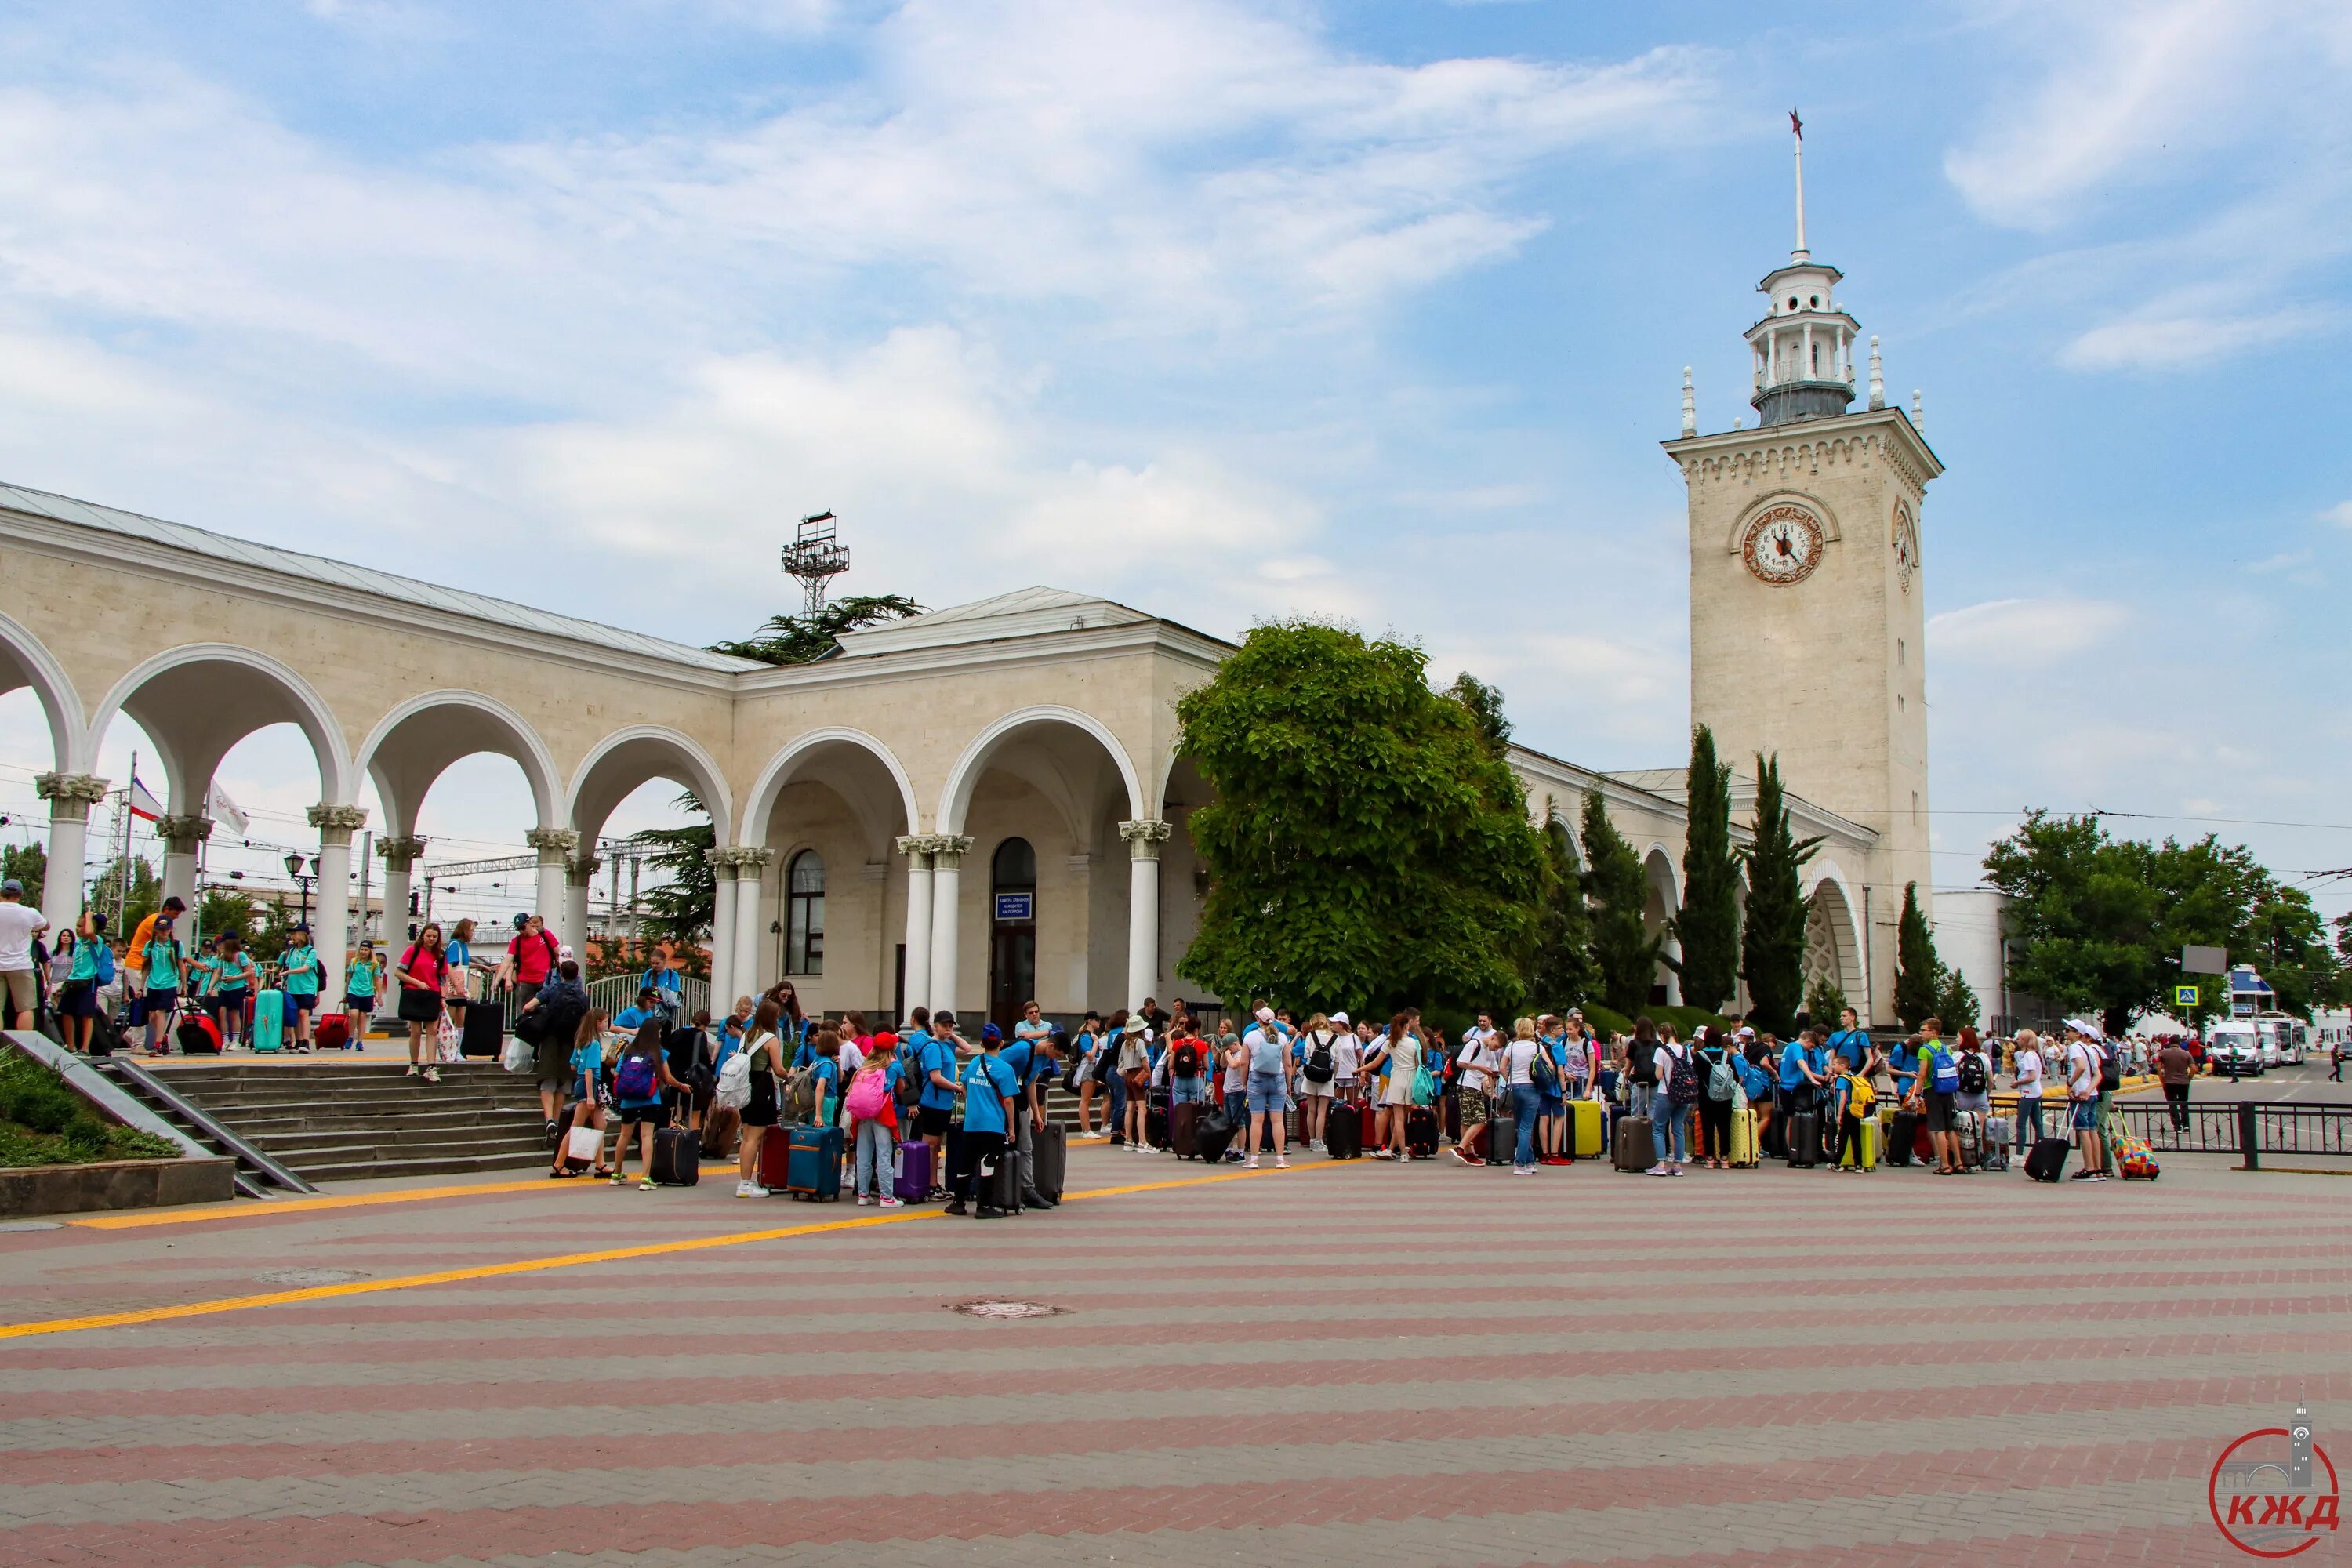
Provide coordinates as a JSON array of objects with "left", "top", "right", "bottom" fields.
[{"left": 2, "top": 1140, "right": 2347, "bottom": 1567}]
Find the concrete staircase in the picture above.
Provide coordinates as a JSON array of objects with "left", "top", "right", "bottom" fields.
[{"left": 147, "top": 1062, "right": 550, "bottom": 1184}]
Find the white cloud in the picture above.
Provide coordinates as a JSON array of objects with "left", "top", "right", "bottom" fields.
[
  {"left": 2323, "top": 502, "right": 2352, "bottom": 528},
  {"left": 2060, "top": 304, "right": 2339, "bottom": 371},
  {"left": 1927, "top": 597, "right": 2129, "bottom": 668}
]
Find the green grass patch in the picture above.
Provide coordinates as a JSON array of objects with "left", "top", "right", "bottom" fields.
[{"left": 0, "top": 1049, "right": 181, "bottom": 1167}]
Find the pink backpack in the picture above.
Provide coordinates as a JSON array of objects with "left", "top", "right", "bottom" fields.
[{"left": 844, "top": 1065, "right": 891, "bottom": 1121}]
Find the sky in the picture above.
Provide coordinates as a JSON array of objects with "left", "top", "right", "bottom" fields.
[{"left": 0, "top": 0, "right": 2349, "bottom": 931}]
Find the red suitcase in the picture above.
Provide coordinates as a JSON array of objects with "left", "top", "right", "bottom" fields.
[
  {"left": 758, "top": 1128, "right": 794, "bottom": 1190},
  {"left": 314, "top": 1014, "right": 351, "bottom": 1051}
]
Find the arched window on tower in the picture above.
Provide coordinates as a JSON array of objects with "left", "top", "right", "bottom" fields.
[{"left": 785, "top": 849, "right": 825, "bottom": 975}]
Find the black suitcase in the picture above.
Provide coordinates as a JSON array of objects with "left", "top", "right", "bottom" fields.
[
  {"left": 1324, "top": 1102, "right": 1363, "bottom": 1159},
  {"left": 1406, "top": 1106, "right": 1439, "bottom": 1159},
  {"left": 1031, "top": 1123, "right": 1067, "bottom": 1202},
  {"left": 459, "top": 1000, "right": 503, "bottom": 1058},
  {"left": 1171, "top": 1099, "right": 1203, "bottom": 1159},
  {"left": 1885, "top": 1110, "right": 1922, "bottom": 1167},
  {"left": 1486, "top": 1113, "right": 1515, "bottom": 1166},
  {"left": 650, "top": 1125, "right": 699, "bottom": 1186},
  {"left": 1145, "top": 1088, "right": 1171, "bottom": 1150},
  {"left": 1785, "top": 1111, "right": 1820, "bottom": 1168},
  {"left": 2025, "top": 1137, "right": 2071, "bottom": 1183},
  {"left": 1613, "top": 1115, "right": 1654, "bottom": 1171},
  {"left": 1196, "top": 1110, "right": 1240, "bottom": 1163}
]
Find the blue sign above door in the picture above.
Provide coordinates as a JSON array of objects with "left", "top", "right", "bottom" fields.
[{"left": 994, "top": 892, "right": 1034, "bottom": 922}]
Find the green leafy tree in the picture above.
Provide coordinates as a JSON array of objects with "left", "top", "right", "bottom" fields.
[
  {"left": 1580, "top": 789, "right": 1661, "bottom": 1018},
  {"left": 1671, "top": 725, "right": 1740, "bottom": 1014},
  {"left": 708, "top": 594, "right": 924, "bottom": 666},
  {"left": 1174, "top": 621, "right": 1544, "bottom": 1016},
  {"left": 1892, "top": 883, "right": 1940, "bottom": 1029},
  {"left": 194, "top": 888, "right": 256, "bottom": 953},
  {"left": 1444, "top": 673, "right": 1513, "bottom": 757},
  {"left": 1, "top": 843, "right": 45, "bottom": 912},
  {"left": 1526, "top": 804, "right": 1599, "bottom": 1010},
  {"left": 1738, "top": 754, "right": 1818, "bottom": 1035},
  {"left": 1802, "top": 971, "right": 1847, "bottom": 1028},
  {"left": 1933, "top": 960, "right": 1981, "bottom": 1031},
  {"left": 624, "top": 790, "right": 715, "bottom": 977},
  {"left": 90, "top": 854, "right": 162, "bottom": 934},
  {"left": 2245, "top": 884, "right": 2343, "bottom": 1018}
]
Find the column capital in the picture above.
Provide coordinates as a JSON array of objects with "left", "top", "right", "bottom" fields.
[
  {"left": 525, "top": 826, "right": 580, "bottom": 863},
  {"left": 1119, "top": 818, "right": 1174, "bottom": 858},
  {"left": 565, "top": 852, "right": 602, "bottom": 884},
  {"left": 929, "top": 833, "right": 975, "bottom": 869},
  {"left": 704, "top": 847, "right": 742, "bottom": 879},
  {"left": 158, "top": 813, "right": 216, "bottom": 847},
  {"left": 707, "top": 845, "right": 770, "bottom": 870},
  {"left": 307, "top": 803, "right": 368, "bottom": 841},
  {"left": 34, "top": 773, "right": 108, "bottom": 815},
  {"left": 895, "top": 833, "right": 937, "bottom": 861},
  {"left": 375, "top": 834, "right": 428, "bottom": 866}
]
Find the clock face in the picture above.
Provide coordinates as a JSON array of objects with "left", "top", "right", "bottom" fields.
[
  {"left": 1893, "top": 503, "right": 1919, "bottom": 592},
  {"left": 1740, "top": 503, "right": 1825, "bottom": 585}
]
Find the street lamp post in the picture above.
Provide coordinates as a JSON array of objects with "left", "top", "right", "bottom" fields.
[{"left": 284, "top": 852, "right": 314, "bottom": 925}]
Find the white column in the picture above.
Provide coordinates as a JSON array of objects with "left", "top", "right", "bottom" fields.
[
  {"left": 927, "top": 834, "right": 971, "bottom": 1018},
  {"left": 731, "top": 848, "right": 771, "bottom": 997},
  {"left": 376, "top": 835, "right": 426, "bottom": 947},
  {"left": 706, "top": 852, "right": 739, "bottom": 1010},
  {"left": 307, "top": 804, "right": 367, "bottom": 994},
  {"left": 158, "top": 813, "right": 212, "bottom": 910},
  {"left": 33, "top": 773, "right": 106, "bottom": 934},
  {"left": 897, "top": 835, "right": 935, "bottom": 1016},
  {"left": 564, "top": 851, "right": 600, "bottom": 955},
  {"left": 1120, "top": 819, "right": 1171, "bottom": 1011},
  {"left": 525, "top": 828, "right": 575, "bottom": 940}
]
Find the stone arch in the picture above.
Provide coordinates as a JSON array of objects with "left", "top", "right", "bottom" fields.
[
  {"left": 1642, "top": 842, "right": 1681, "bottom": 1007},
  {"left": 737, "top": 728, "right": 919, "bottom": 855},
  {"left": 1802, "top": 863, "right": 1864, "bottom": 1004},
  {"left": 567, "top": 724, "right": 735, "bottom": 847},
  {"left": 88, "top": 642, "right": 354, "bottom": 808},
  {"left": 938, "top": 705, "right": 1145, "bottom": 838},
  {"left": 0, "top": 608, "right": 83, "bottom": 774},
  {"left": 355, "top": 689, "right": 563, "bottom": 837}
]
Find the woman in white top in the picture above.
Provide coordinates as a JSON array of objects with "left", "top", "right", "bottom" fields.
[
  {"left": 1498, "top": 1018, "right": 1543, "bottom": 1174},
  {"left": 1294, "top": 1012, "right": 1344, "bottom": 1152},
  {"left": 1647, "top": 1027, "right": 1693, "bottom": 1176},
  {"left": 2009, "top": 1028, "right": 2045, "bottom": 1160},
  {"left": 1373, "top": 1013, "right": 1418, "bottom": 1160}
]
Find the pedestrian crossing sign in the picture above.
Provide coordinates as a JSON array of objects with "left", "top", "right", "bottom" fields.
[{"left": 2174, "top": 985, "right": 2199, "bottom": 1008}]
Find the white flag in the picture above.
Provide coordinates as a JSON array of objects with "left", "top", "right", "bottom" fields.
[{"left": 205, "top": 782, "right": 249, "bottom": 837}]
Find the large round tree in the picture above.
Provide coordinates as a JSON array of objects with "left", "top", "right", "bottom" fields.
[{"left": 1175, "top": 621, "right": 1544, "bottom": 1017}]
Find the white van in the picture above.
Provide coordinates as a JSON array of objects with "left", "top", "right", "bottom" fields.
[{"left": 2207, "top": 1022, "right": 2265, "bottom": 1075}]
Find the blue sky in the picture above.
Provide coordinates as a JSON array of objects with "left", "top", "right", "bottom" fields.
[{"left": 1, "top": 0, "right": 2349, "bottom": 925}]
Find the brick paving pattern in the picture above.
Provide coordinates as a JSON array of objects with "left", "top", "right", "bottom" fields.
[{"left": 2, "top": 1145, "right": 2346, "bottom": 1566}]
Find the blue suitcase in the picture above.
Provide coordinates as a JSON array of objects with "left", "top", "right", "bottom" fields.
[{"left": 784, "top": 1125, "right": 844, "bottom": 1201}]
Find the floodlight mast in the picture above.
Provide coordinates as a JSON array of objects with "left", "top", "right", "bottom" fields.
[{"left": 780, "top": 510, "right": 849, "bottom": 615}]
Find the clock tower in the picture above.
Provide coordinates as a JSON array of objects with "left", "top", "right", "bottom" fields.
[{"left": 1662, "top": 118, "right": 1941, "bottom": 1020}]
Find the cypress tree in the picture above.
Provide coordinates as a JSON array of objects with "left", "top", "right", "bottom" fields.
[
  {"left": 1738, "top": 753, "right": 1818, "bottom": 1034},
  {"left": 1581, "top": 790, "right": 1662, "bottom": 1018},
  {"left": 1673, "top": 724, "right": 1740, "bottom": 1014},
  {"left": 1894, "top": 882, "right": 1943, "bottom": 1029},
  {"left": 1526, "top": 803, "right": 1599, "bottom": 1010}
]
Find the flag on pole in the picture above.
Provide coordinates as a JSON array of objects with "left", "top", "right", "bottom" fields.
[
  {"left": 205, "top": 782, "right": 249, "bottom": 837},
  {"left": 126, "top": 775, "right": 164, "bottom": 822}
]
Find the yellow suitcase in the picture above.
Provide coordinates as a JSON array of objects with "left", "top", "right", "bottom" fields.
[
  {"left": 1570, "top": 1099, "right": 1604, "bottom": 1159},
  {"left": 1841, "top": 1115, "right": 1879, "bottom": 1171},
  {"left": 1728, "top": 1106, "right": 1759, "bottom": 1167}
]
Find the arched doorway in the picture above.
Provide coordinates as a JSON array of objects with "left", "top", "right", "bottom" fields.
[
  {"left": 784, "top": 849, "right": 825, "bottom": 978},
  {"left": 989, "top": 837, "right": 1037, "bottom": 1035}
]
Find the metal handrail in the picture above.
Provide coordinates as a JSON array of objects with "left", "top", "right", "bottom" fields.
[
  {"left": 2105, "top": 1099, "right": 2352, "bottom": 1168},
  {"left": 93, "top": 1056, "right": 318, "bottom": 1195}
]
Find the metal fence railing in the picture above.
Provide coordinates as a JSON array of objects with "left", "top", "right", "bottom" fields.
[
  {"left": 468, "top": 973, "right": 712, "bottom": 1034},
  {"left": 2103, "top": 1100, "right": 2352, "bottom": 1168}
]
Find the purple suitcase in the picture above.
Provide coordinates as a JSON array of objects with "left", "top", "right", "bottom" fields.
[{"left": 894, "top": 1139, "right": 934, "bottom": 1202}]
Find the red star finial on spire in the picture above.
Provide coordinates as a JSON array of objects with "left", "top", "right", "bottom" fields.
[{"left": 1790, "top": 108, "right": 1803, "bottom": 139}]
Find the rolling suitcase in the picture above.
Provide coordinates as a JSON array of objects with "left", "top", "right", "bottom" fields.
[
  {"left": 176, "top": 1014, "right": 222, "bottom": 1055},
  {"left": 1324, "top": 1102, "right": 1363, "bottom": 1159},
  {"left": 1171, "top": 1099, "right": 1204, "bottom": 1159},
  {"left": 1406, "top": 1106, "right": 1439, "bottom": 1159},
  {"left": 1486, "top": 1113, "right": 1515, "bottom": 1166},
  {"left": 1885, "top": 1109, "right": 1922, "bottom": 1167},
  {"left": 1953, "top": 1109, "right": 1983, "bottom": 1168},
  {"left": 1728, "top": 1106, "right": 1758, "bottom": 1167},
  {"left": 1841, "top": 1116, "right": 1878, "bottom": 1171},
  {"left": 314, "top": 1013, "right": 350, "bottom": 1051},
  {"left": 1195, "top": 1109, "right": 1240, "bottom": 1164},
  {"left": 650, "top": 1125, "right": 699, "bottom": 1186},
  {"left": 700, "top": 1105, "right": 739, "bottom": 1160},
  {"left": 1983, "top": 1116, "right": 2013, "bottom": 1171},
  {"left": 1146, "top": 1089, "right": 1171, "bottom": 1151},
  {"left": 760, "top": 1126, "right": 796, "bottom": 1190},
  {"left": 1784, "top": 1111, "right": 1820, "bottom": 1168},
  {"left": 1031, "top": 1122, "right": 1067, "bottom": 1203},
  {"left": 249, "top": 989, "right": 285, "bottom": 1052},
  {"left": 2025, "top": 1138, "right": 2071, "bottom": 1182},
  {"left": 1613, "top": 1115, "right": 1654, "bottom": 1172},
  {"left": 893, "top": 1139, "right": 933, "bottom": 1202},
  {"left": 1570, "top": 1099, "right": 1605, "bottom": 1159},
  {"left": 784, "top": 1124, "right": 844, "bottom": 1200},
  {"left": 460, "top": 1000, "right": 503, "bottom": 1058}
]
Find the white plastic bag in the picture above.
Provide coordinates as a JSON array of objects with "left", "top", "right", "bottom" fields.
[{"left": 501, "top": 1033, "right": 532, "bottom": 1074}]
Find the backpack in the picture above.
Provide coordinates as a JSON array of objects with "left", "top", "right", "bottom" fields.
[
  {"left": 714, "top": 1036, "right": 757, "bottom": 1110},
  {"left": 1928, "top": 1044, "right": 1959, "bottom": 1093},
  {"left": 844, "top": 1065, "right": 891, "bottom": 1121},
  {"left": 2096, "top": 1041, "right": 2121, "bottom": 1092},
  {"left": 94, "top": 943, "right": 115, "bottom": 985},
  {"left": 1302, "top": 1032, "right": 1335, "bottom": 1084},
  {"left": 1172, "top": 1040, "right": 1202, "bottom": 1080},
  {"left": 1957, "top": 1051, "right": 1988, "bottom": 1095},
  {"left": 1704, "top": 1047, "right": 1737, "bottom": 1102},
  {"left": 614, "top": 1051, "right": 659, "bottom": 1101},
  {"left": 1664, "top": 1044, "right": 1700, "bottom": 1105},
  {"left": 783, "top": 1063, "right": 820, "bottom": 1123},
  {"left": 1529, "top": 1044, "right": 1561, "bottom": 1095},
  {"left": 1842, "top": 1071, "right": 1876, "bottom": 1118}
]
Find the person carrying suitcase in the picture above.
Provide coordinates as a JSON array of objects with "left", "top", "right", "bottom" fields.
[{"left": 947, "top": 1027, "right": 1020, "bottom": 1218}]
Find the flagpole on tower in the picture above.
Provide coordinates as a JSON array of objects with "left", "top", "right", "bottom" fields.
[{"left": 1790, "top": 108, "right": 1808, "bottom": 262}]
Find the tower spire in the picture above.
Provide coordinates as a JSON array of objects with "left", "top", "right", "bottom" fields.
[{"left": 1790, "top": 109, "right": 1808, "bottom": 261}]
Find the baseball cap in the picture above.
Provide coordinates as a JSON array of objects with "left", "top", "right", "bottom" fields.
[
  {"left": 1254, "top": 1006, "right": 1275, "bottom": 1024},
  {"left": 558, "top": 944, "right": 575, "bottom": 961},
  {"left": 1330, "top": 1011, "right": 1350, "bottom": 1025},
  {"left": 981, "top": 1022, "right": 1002, "bottom": 1043},
  {"left": 0, "top": 879, "right": 19, "bottom": 895}
]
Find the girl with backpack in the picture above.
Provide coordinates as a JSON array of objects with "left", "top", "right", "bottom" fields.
[
  {"left": 735, "top": 1000, "right": 787, "bottom": 1198},
  {"left": 139, "top": 916, "right": 183, "bottom": 1054},
  {"left": 550, "top": 1007, "right": 615, "bottom": 1179},
  {"left": 204, "top": 933, "right": 259, "bottom": 1049},
  {"left": 1069, "top": 1013, "right": 1106, "bottom": 1138},
  {"left": 608, "top": 1020, "right": 684, "bottom": 1189},
  {"left": 845, "top": 1035, "right": 902, "bottom": 1207},
  {"left": 1294, "top": 1013, "right": 1341, "bottom": 1152},
  {"left": 1646, "top": 1026, "right": 1695, "bottom": 1176},
  {"left": 1693, "top": 1027, "right": 1738, "bottom": 1170},
  {"left": 397, "top": 924, "right": 451, "bottom": 1082},
  {"left": 1112, "top": 1011, "right": 1151, "bottom": 1152}
]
